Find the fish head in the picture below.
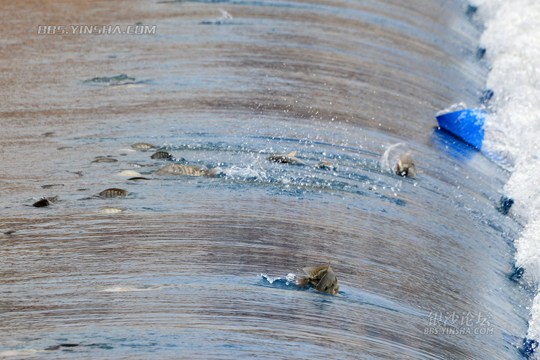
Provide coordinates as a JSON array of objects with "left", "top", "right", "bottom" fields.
[
  {"left": 314, "top": 267, "right": 339, "bottom": 295},
  {"left": 396, "top": 153, "right": 416, "bottom": 177}
]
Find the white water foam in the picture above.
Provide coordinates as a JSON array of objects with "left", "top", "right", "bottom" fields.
[{"left": 471, "top": 0, "right": 540, "bottom": 343}]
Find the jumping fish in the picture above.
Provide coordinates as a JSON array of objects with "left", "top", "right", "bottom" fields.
[
  {"left": 98, "top": 188, "right": 128, "bottom": 198},
  {"left": 396, "top": 153, "right": 416, "bottom": 178},
  {"left": 131, "top": 142, "right": 156, "bottom": 151},
  {"left": 296, "top": 264, "right": 339, "bottom": 295},
  {"left": 151, "top": 151, "right": 173, "bottom": 160},
  {"left": 155, "top": 164, "right": 210, "bottom": 177},
  {"left": 267, "top": 151, "right": 303, "bottom": 165},
  {"left": 33, "top": 198, "right": 50, "bottom": 207},
  {"left": 315, "top": 159, "right": 337, "bottom": 171},
  {"left": 32, "top": 196, "right": 58, "bottom": 207}
]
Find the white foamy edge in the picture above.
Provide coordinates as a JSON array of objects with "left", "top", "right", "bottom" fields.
[{"left": 471, "top": 0, "right": 540, "bottom": 342}]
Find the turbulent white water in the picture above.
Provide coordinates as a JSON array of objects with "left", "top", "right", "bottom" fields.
[{"left": 472, "top": 0, "right": 540, "bottom": 344}]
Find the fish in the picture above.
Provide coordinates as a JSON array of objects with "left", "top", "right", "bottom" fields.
[
  {"left": 131, "top": 142, "right": 156, "bottom": 151},
  {"left": 98, "top": 188, "right": 128, "bottom": 198},
  {"left": 92, "top": 156, "right": 118, "bottom": 163},
  {"left": 32, "top": 198, "right": 50, "bottom": 207},
  {"left": 155, "top": 164, "right": 209, "bottom": 177},
  {"left": 315, "top": 159, "right": 337, "bottom": 171},
  {"left": 296, "top": 264, "right": 339, "bottom": 295},
  {"left": 32, "top": 196, "right": 58, "bottom": 207},
  {"left": 151, "top": 151, "right": 173, "bottom": 160},
  {"left": 41, "top": 184, "right": 64, "bottom": 189},
  {"left": 45, "top": 343, "right": 80, "bottom": 351},
  {"left": 267, "top": 151, "right": 303, "bottom": 165},
  {"left": 396, "top": 153, "right": 416, "bottom": 178},
  {"left": 83, "top": 74, "right": 136, "bottom": 86}
]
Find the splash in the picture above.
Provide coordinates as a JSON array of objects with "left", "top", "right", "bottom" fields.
[{"left": 471, "top": 0, "right": 540, "bottom": 348}]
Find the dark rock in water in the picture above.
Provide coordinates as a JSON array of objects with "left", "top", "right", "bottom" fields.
[
  {"left": 83, "top": 74, "right": 136, "bottom": 85},
  {"left": 520, "top": 338, "right": 538, "bottom": 358},
  {"left": 45, "top": 343, "right": 80, "bottom": 351},
  {"left": 509, "top": 266, "right": 524, "bottom": 282},
  {"left": 92, "top": 156, "right": 118, "bottom": 163},
  {"left": 131, "top": 142, "right": 156, "bottom": 151},
  {"left": 99, "top": 188, "right": 128, "bottom": 198},
  {"left": 151, "top": 151, "right": 173, "bottom": 160},
  {"left": 4, "top": 230, "right": 16, "bottom": 235},
  {"left": 42, "top": 131, "right": 55, "bottom": 137},
  {"left": 480, "top": 89, "right": 494, "bottom": 104},
  {"left": 497, "top": 196, "right": 514, "bottom": 215}
]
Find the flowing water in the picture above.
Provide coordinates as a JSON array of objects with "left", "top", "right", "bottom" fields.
[{"left": 0, "top": 0, "right": 532, "bottom": 359}]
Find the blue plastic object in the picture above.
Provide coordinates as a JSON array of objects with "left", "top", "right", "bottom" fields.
[{"left": 436, "top": 109, "right": 486, "bottom": 150}]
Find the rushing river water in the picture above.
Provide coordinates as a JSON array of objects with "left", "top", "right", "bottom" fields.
[{"left": 0, "top": 0, "right": 532, "bottom": 359}]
